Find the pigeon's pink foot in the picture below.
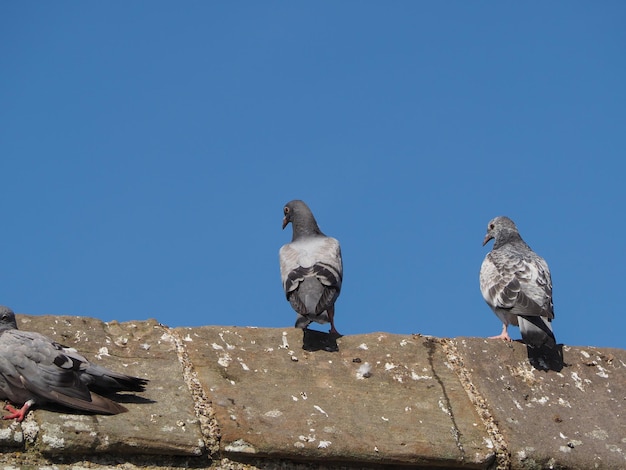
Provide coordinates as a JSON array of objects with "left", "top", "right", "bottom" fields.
[
  {"left": 3, "top": 402, "right": 32, "bottom": 422},
  {"left": 489, "top": 331, "right": 513, "bottom": 341},
  {"left": 488, "top": 324, "right": 512, "bottom": 342}
]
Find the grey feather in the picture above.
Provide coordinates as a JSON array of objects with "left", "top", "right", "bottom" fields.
[
  {"left": 0, "top": 306, "right": 148, "bottom": 420},
  {"left": 479, "top": 217, "right": 556, "bottom": 348},
  {"left": 279, "top": 200, "right": 342, "bottom": 335}
]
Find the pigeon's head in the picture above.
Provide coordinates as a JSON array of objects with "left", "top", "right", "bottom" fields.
[
  {"left": 282, "top": 200, "right": 322, "bottom": 238},
  {"left": 483, "top": 216, "right": 519, "bottom": 246},
  {"left": 0, "top": 306, "right": 18, "bottom": 331},
  {"left": 282, "top": 200, "right": 312, "bottom": 229}
]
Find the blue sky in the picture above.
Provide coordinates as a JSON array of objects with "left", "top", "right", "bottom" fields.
[{"left": 1, "top": 2, "right": 624, "bottom": 349}]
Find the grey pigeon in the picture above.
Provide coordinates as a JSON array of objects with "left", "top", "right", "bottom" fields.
[
  {"left": 480, "top": 217, "right": 556, "bottom": 348},
  {"left": 279, "top": 200, "right": 343, "bottom": 336},
  {"left": 0, "top": 306, "right": 148, "bottom": 421}
]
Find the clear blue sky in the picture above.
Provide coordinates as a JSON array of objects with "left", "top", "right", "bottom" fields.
[{"left": 1, "top": 2, "right": 624, "bottom": 349}]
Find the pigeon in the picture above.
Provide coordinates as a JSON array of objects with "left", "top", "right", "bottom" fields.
[
  {"left": 0, "top": 306, "right": 148, "bottom": 421},
  {"left": 480, "top": 216, "right": 556, "bottom": 348},
  {"left": 279, "top": 200, "right": 343, "bottom": 336}
]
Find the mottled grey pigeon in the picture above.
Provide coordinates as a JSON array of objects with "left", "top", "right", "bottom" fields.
[
  {"left": 0, "top": 306, "right": 148, "bottom": 421},
  {"left": 280, "top": 200, "right": 343, "bottom": 336},
  {"left": 480, "top": 216, "right": 556, "bottom": 348}
]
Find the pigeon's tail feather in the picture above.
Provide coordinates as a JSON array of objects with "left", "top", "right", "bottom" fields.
[
  {"left": 82, "top": 364, "right": 148, "bottom": 393},
  {"left": 519, "top": 315, "right": 556, "bottom": 349},
  {"left": 295, "top": 315, "right": 311, "bottom": 330},
  {"left": 49, "top": 389, "right": 128, "bottom": 415},
  {"left": 295, "top": 312, "right": 330, "bottom": 329},
  {"left": 299, "top": 277, "right": 325, "bottom": 314}
]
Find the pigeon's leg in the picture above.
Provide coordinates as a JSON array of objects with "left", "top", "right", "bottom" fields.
[
  {"left": 489, "top": 324, "right": 512, "bottom": 341},
  {"left": 3, "top": 400, "right": 34, "bottom": 422},
  {"left": 328, "top": 306, "right": 340, "bottom": 336}
]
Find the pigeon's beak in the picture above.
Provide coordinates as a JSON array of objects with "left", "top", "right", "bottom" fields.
[
  {"left": 482, "top": 234, "right": 493, "bottom": 246},
  {"left": 282, "top": 217, "right": 289, "bottom": 230}
]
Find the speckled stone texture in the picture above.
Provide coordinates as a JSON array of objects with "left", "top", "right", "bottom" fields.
[
  {"left": 0, "top": 315, "right": 625, "bottom": 470},
  {"left": 179, "top": 326, "right": 493, "bottom": 468},
  {"left": 454, "top": 337, "right": 626, "bottom": 470}
]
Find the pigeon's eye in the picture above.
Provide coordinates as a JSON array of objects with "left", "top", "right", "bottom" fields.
[
  {"left": 489, "top": 224, "right": 495, "bottom": 230},
  {"left": 284, "top": 207, "right": 290, "bottom": 215}
]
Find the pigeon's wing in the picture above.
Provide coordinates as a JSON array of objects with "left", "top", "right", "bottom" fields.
[
  {"left": 480, "top": 251, "right": 547, "bottom": 317},
  {"left": 531, "top": 255, "right": 554, "bottom": 319},
  {"left": 314, "top": 237, "right": 342, "bottom": 313},
  {"left": 512, "top": 252, "right": 553, "bottom": 319},
  {"left": 516, "top": 252, "right": 556, "bottom": 347},
  {"left": 1, "top": 330, "right": 127, "bottom": 414},
  {"left": 280, "top": 236, "right": 342, "bottom": 314},
  {"left": 280, "top": 243, "right": 301, "bottom": 295},
  {"left": 480, "top": 252, "right": 516, "bottom": 310},
  {"left": 0, "top": 351, "right": 31, "bottom": 403},
  {"left": 4, "top": 330, "right": 91, "bottom": 399}
]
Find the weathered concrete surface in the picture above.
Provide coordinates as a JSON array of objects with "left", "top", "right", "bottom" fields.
[
  {"left": 1, "top": 315, "right": 205, "bottom": 457},
  {"left": 179, "top": 326, "right": 493, "bottom": 468},
  {"left": 1, "top": 315, "right": 625, "bottom": 470},
  {"left": 453, "top": 337, "right": 626, "bottom": 470}
]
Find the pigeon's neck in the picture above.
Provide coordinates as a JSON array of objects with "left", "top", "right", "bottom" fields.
[
  {"left": 0, "top": 326, "right": 16, "bottom": 335},
  {"left": 292, "top": 218, "right": 324, "bottom": 241},
  {"left": 494, "top": 230, "right": 526, "bottom": 250}
]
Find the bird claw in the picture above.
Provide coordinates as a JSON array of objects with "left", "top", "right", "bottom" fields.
[
  {"left": 489, "top": 333, "right": 513, "bottom": 342},
  {"left": 2, "top": 404, "right": 29, "bottom": 422}
]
